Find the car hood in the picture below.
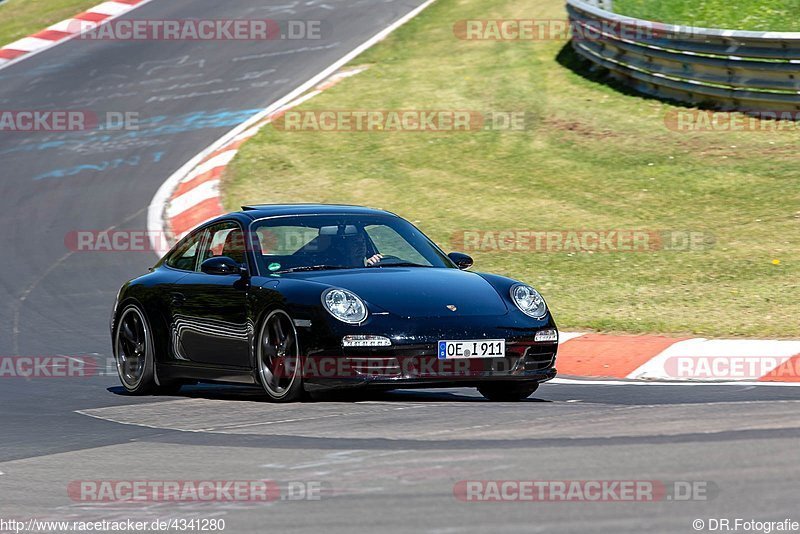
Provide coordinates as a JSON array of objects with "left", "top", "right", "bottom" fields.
[{"left": 298, "top": 268, "right": 509, "bottom": 318}]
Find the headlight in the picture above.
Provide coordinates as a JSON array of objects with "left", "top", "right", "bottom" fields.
[
  {"left": 510, "top": 284, "right": 547, "bottom": 319},
  {"left": 322, "top": 288, "right": 368, "bottom": 324}
]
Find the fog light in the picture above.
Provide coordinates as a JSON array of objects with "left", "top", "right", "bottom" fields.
[
  {"left": 342, "top": 335, "right": 392, "bottom": 347},
  {"left": 534, "top": 329, "right": 558, "bottom": 342}
]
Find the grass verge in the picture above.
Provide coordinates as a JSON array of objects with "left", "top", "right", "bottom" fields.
[
  {"left": 0, "top": 0, "right": 101, "bottom": 48},
  {"left": 613, "top": 0, "right": 800, "bottom": 32},
  {"left": 223, "top": 0, "right": 800, "bottom": 338}
]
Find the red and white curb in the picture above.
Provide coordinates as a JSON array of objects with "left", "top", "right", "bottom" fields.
[
  {"left": 163, "top": 66, "right": 368, "bottom": 241},
  {"left": 556, "top": 333, "right": 800, "bottom": 382},
  {"left": 0, "top": 0, "right": 152, "bottom": 70}
]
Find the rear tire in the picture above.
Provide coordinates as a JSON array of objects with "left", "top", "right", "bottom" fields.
[
  {"left": 478, "top": 382, "right": 539, "bottom": 401},
  {"left": 113, "top": 304, "right": 157, "bottom": 395}
]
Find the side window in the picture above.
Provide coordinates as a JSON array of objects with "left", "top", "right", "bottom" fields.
[
  {"left": 365, "top": 225, "right": 431, "bottom": 265},
  {"left": 165, "top": 231, "right": 204, "bottom": 271},
  {"left": 200, "top": 222, "right": 247, "bottom": 266}
]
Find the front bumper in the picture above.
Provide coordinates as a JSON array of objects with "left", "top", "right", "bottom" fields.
[
  {"left": 294, "top": 310, "right": 559, "bottom": 391},
  {"left": 301, "top": 340, "right": 558, "bottom": 391}
]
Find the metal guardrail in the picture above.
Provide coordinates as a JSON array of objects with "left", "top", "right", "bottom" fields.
[{"left": 566, "top": 0, "right": 800, "bottom": 112}]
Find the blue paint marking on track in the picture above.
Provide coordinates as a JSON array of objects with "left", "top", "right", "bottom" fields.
[
  {"left": 33, "top": 151, "right": 165, "bottom": 180},
  {"left": 4, "top": 109, "right": 263, "bottom": 157}
]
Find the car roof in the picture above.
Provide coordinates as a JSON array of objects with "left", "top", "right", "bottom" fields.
[{"left": 234, "top": 203, "right": 399, "bottom": 220}]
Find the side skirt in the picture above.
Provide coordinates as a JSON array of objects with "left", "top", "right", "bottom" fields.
[{"left": 156, "top": 362, "right": 258, "bottom": 385}]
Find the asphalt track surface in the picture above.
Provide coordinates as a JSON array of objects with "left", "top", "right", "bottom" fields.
[{"left": 1, "top": 1, "right": 798, "bottom": 533}]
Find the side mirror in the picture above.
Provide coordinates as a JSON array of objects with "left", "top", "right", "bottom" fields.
[
  {"left": 448, "top": 252, "right": 474, "bottom": 270},
  {"left": 201, "top": 256, "right": 247, "bottom": 277}
]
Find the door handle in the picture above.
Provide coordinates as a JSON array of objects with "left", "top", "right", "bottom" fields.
[{"left": 170, "top": 292, "right": 186, "bottom": 305}]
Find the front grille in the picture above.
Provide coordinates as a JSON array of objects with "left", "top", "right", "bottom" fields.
[{"left": 525, "top": 348, "right": 555, "bottom": 371}]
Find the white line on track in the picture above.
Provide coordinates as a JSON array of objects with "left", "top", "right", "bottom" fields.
[
  {"left": 75, "top": 409, "right": 208, "bottom": 432},
  {"left": 552, "top": 377, "right": 800, "bottom": 387}
]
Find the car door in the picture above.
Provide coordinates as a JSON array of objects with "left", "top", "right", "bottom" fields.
[{"left": 169, "top": 220, "right": 251, "bottom": 368}]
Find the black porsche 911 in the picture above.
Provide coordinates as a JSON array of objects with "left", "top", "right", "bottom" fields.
[{"left": 111, "top": 204, "right": 558, "bottom": 401}]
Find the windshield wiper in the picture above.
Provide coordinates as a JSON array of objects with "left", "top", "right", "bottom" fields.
[
  {"left": 374, "top": 261, "right": 430, "bottom": 268},
  {"left": 275, "top": 264, "right": 350, "bottom": 273}
]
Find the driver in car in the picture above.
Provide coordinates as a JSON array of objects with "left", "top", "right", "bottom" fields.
[{"left": 342, "top": 232, "right": 382, "bottom": 267}]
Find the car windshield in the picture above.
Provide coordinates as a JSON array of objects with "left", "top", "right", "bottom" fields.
[{"left": 249, "top": 214, "right": 454, "bottom": 274}]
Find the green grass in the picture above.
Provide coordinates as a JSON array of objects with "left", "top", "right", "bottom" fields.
[
  {"left": 0, "top": 0, "right": 101, "bottom": 48},
  {"left": 223, "top": 0, "right": 800, "bottom": 338},
  {"left": 614, "top": 0, "right": 800, "bottom": 31}
]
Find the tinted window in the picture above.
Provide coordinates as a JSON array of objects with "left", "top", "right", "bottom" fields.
[{"left": 165, "top": 231, "right": 203, "bottom": 271}]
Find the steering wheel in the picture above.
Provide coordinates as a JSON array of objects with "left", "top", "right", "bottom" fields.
[{"left": 366, "top": 254, "right": 400, "bottom": 267}]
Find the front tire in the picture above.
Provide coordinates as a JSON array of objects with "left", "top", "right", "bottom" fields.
[
  {"left": 478, "top": 382, "right": 539, "bottom": 401},
  {"left": 257, "top": 309, "right": 305, "bottom": 402}
]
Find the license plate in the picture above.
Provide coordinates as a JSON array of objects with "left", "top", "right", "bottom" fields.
[{"left": 438, "top": 339, "right": 506, "bottom": 359}]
